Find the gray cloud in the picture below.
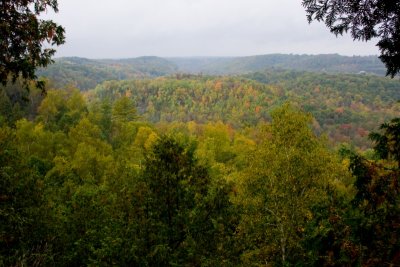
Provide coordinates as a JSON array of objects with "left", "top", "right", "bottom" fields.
[{"left": 46, "top": 0, "right": 380, "bottom": 58}]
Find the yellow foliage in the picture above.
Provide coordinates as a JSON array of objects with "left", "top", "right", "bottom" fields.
[{"left": 144, "top": 132, "right": 159, "bottom": 151}]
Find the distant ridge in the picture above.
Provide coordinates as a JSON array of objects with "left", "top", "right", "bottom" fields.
[
  {"left": 37, "top": 56, "right": 179, "bottom": 90},
  {"left": 37, "top": 54, "right": 386, "bottom": 90},
  {"left": 168, "top": 54, "right": 386, "bottom": 75}
]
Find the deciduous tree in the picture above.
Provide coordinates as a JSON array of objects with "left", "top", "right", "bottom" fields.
[
  {"left": 238, "top": 104, "right": 348, "bottom": 265},
  {"left": 0, "top": 0, "right": 65, "bottom": 89}
]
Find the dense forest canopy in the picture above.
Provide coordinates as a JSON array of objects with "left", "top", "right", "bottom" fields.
[
  {"left": 1, "top": 0, "right": 400, "bottom": 266},
  {"left": 6, "top": 68, "right": 400, "bottom": 149},
  {"left": 88, "top": 71, "right": 399, "bottom": 149},
  {"left": 1, "top": 80, "right": 399, "bottom": 265}
]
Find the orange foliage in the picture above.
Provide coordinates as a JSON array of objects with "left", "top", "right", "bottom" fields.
[
  {"left": 356, "top": 127, "right": 369, "bottom": 137},
  {"left": 214, "top": 81, "right": 223, "bottom": 91},
  {"left": 335, "top": 107, "right": 345, "bottom": 113}
]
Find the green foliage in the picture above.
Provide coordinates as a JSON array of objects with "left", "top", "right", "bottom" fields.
[
  {"left": 0, "top": 126, "right": 54, "bottom": 266},
  {"left": 339, "top": 150, "right": 400, "bottom": 266},
  {"left": 37, "top": 55, "right": 387, "bottom": 90},
  {"left": 237, "top": 104, "right": 350, "bottom": 265},
  {"left": 369, "top": 117, "right": 400, "bottom": 167},
  {"left": 0, "top": 78, "right": 45, "bottom": 125},
  {"left": 112, "top": 96, "right": 138, "bottom": 123},
  {"left": 2, "top": 1, "right": 399, "bottom": 264},
  {"left": 37, "top": 88, "right": 88, "bottom": 132},
  {"left": 140, "top": 135, "right": 238, "bottom": 265},
  {"left": 1, "top": 82, "right": 398, "bottom": 266},
  {"left": 37, "top": 56, "right": 179, "bottom": 90},
  {"left": 0, "top": 0, "right": 65, "bottom": 90},
  {"left": 90, "top": 73, "right": 400, "bottom": 149}
]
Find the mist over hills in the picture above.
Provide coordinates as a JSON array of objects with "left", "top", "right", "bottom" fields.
[
  {"left": 169, "top": 54, "right": 385, "bottom": 75},
  {"left": 37, "top": 54, "right": 386, "bottom": 90},
  {"left": 37, "top": 56, "right": 179, "bottom": 90}
]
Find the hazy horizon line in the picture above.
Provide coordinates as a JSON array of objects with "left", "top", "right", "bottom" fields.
[{"left": 53, "top": 53, "right": 381, "bottom": 61}]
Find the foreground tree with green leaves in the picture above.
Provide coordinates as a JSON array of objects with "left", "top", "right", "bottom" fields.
[
  {"left": 139, "top": 135, "right": 239, "bottom": 266},
  {"left": 303, "top": 0, "right": 400, "bottom": 77},
  {"left": 237, "top": 104, "right": 352, "bottom": 265},
  {"left": 338, "top": 119, "right": 400, "bottom": 266},
  {"left": 0, "top": 0, "right": 65, "bottom": 89}
]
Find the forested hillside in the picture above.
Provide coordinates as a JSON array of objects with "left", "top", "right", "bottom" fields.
[
  {"left": 36, "top": 57, "right": 179, "bottom": 90},
  {"left": 2, "top": 50, "right": 400, "bottom": 267},
  {"left": 87, "top": 71, "right": 400, "bottom": 149},
  {"left": 37, "top": 54, "right": 386, "bottom": 90},
  {"left": 3, "top": 0, "right": 400, "bottom": 264},
  {"left": 1, "top": 79, "right": 399, "bottom": 265},
  {"left": 6, "top": 69, "right": 400, "bottom": 150},
  {"left": 170, "top": 54, "right": 386, "bottom": 75}
]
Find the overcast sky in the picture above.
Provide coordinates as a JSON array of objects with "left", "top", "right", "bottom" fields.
[{"left": 46, "top": 0, "right": 380, "bottom": 58}]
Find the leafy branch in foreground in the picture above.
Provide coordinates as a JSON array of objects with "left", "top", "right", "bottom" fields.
[
  {"left": 303, "top": 0, "right": 400, "bottom": 77},
  {"left": 0, "top": 0, "right": 65, "bottom": 90}
]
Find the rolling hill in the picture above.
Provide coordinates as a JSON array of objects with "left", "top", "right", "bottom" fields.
[{"left": 37, "top": 54, "right": 387, "bottom": 90}]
